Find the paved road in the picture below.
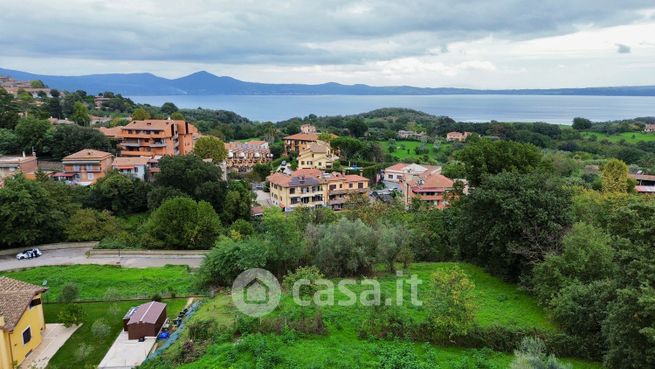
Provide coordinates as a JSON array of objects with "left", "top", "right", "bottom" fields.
[{"left": 0, "top": 246, "right": 204, "bottom": 272}]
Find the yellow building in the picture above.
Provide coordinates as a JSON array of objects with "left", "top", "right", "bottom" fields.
[
  {"left": 267, "top": 169, "right": 369, "bottom": 211},
  {"left": 297, "top": 141, "right": 339, "bottom": 170},
  {"left": 0, "top": 277, "right": 48, "bottom": 369}
]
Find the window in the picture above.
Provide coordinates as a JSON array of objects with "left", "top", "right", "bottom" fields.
[
  {"left": 73, "top": 165, "right": 81, "bottom": 171},
  {"left": 358, "top": 183, "right": 364, "bottom": 189},
  {"left": 86, "top": 164, "right": 94, "bottom": 171},
  {"left": 289, "top": 188, "right": 295, "bottom": 194},
  {"left": 22, "top": 327, "right": 32, "bottom": 344},
  {"left": 87, "top": 173, "right": 94, "bottom": 180},
  {"left": 388, "top": 174, "right": 393, "bottom": 179}
]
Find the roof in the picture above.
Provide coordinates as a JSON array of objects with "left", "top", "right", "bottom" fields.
[
  {"left": 63, "top": 149, "right": 113, "bottom": 161},
  {"left": 303, "top": 141, "right": 330, "bottom": 154},
  {"left": 291, "top": 168, "right": 323, "bottom": 178},
  {"left": 284, "top": 133, "right": 319, "bottom": 141},
  {"left": 127, "top": 301, "right": 166, "bottom": 325},
  {"left": 631, "top": 173, "right": 655, "bottom": 182},
  {"left": 408, "top": 172, "right": 454, "bottom": 191},
  {"left": 112, "top": 156, "right": 150, "bottom": 167},
  {"left": 97, "top": 126, "right": 123, "bottom": 138},
  {"left": 635, "top": 185, "right": 655, "bottom": 193},
  {"left": 123, "top": 120, "right": 183, "bottom": 131},
  {"left": 0, "top": 277, "right": 47, "bottom": 331},
  {"left": 267, "top": 172, "right": 292, "bottom": 186},
  {"left": 0, "top": 155, "right": 36, "bottom": 165},
  {"left": 385, "top": 163, "right": 409, "bottom": 172}
]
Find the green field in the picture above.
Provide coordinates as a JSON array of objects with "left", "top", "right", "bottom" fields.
[
  {"left": 1, "top": 264, "right": 196, "bottom": 302},
  {"left": 377, "top": 140, "right": 453, "bottom": 162},
  {"left": 144, "top": 262, "right": 600, "bottom": 369},
  {"left": 44, "top": 298, "right": 188, "bottom": 369},
  {"left": 582, "top": 131, "right": 655, "bottom": 143}
]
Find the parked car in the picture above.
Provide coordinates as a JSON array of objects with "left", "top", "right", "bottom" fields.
[{"left": 16, "top": 248, "right": 42, "bottom": 260}]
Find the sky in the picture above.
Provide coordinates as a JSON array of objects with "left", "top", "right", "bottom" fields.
[{"left": 1, "top": 0, "right": 655, "bottom": 89}]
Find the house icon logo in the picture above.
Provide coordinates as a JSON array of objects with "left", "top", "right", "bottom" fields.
[{"left": 232, "top": 268, "right": 281, "bottom": 317}]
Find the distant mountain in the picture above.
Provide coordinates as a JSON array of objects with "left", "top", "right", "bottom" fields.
[{"left": 2, "top": 67, "right": 655, "bottom": 96}]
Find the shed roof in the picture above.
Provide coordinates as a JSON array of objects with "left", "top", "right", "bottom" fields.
[{"left": 127, "top": 301, "right": 167, "bottom": 325}]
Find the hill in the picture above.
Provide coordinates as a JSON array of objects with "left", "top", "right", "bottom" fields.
[{"left": 2, "top": 67, "right": 655, "bottom": 96}]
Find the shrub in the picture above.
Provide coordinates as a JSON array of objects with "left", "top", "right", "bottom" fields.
[
  {"left": 187, "top": 319, "right": 218, "bottom": 342},
  {"left": 58, "top": 304, "right": 85, "bottom": 327},
  {"left": 282, "top": 266, "right": 325, "bottom": 297},
  {"left": 65, "top": 208, "right": 120, "bottom": 242},
  {"left": 59, "top": 282, "right": 80, "bottom": 303},
  {"left": 196, "top": 236, "right": 269, "bottom": 287},
  {"left": 510, "top": 337, "right": 572, "bottom": 369},
  {"left": 91, "top": 319, "right": 111, "bottom": 339}
]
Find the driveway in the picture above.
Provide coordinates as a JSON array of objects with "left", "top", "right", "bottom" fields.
[
  {"left": 0, "top": 246, "right": 205, "bottom": 272},
  {"left": 98, "top": 330, "right": 157, "bottom": 369},
  {"left": 254, "top": 189, "right": 272, "bottom": 207},
  {"left": 19, "top": 324, "right": 79, "bottom": 369}
]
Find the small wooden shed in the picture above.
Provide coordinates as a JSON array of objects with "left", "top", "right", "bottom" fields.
[{"left": 123, "top": 301, "right": 167, "bottom": 340}]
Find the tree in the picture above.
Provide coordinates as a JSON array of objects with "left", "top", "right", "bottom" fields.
[
  {"left": 346, "top": 117, "right": 368, "bottom": 137},
  {"left": 376, "top": 222, "right": 412, "bottom": 272},
  {"left": 456, "top": 139, "right": 543, "bottom": 186},
  {"left": 306, "top": 217, "right": 378, "bottom": 277},
  {"left": 194, "top": 136, "right": 228, "bottom": 163},
  {"left": 221, "top": 181, "right": 252, "bottom": 224},
  {"left": 426, "top": 266, "right": 476, "bottom": 339},
  {"left": 30, "top": 80, "right": 46, "bottom": 88},
  {"left": 601, "top": 159, "right": 629, "bottom": 193},
  {"left": 0, "top": 128, "right": 19, "bottom": 154},
  {"left": 0, "top": 88, "right": 20, "bottom": 129},
  {"left": 88, "top": 172, "right": 149, "bottom": 215},
  {"left": 65, "top": 208, "right": 120, "bottom": 242},
  {"left": 330, "top": 136, "right": 365, "bottom": 159},
  {"left": 143, "top": 197, "right": 222, "bottom": 249},
  {"left": 261, "top": 207, "right": 303, "bottom": 276},
  {"left": 160, "top": 102, "right": 179, "bottom": 115},
  {"left": 58, "top": 304, "right": 85, "bottom": 327},
  {"left": 572, "top": 117, "right": 592, "bottom": 130},
  {"left": 531, "top": 222, "right": 615, "bottom": 306},
  {"left": 0, "top": 176, "right": 74, "bottom": 248},
  {"left": 14, "top": 116, "right": 52, "bottom": 155},
  {"left": 408, "top": 208, "right": 457, "bottom": 261},
  {"left": 50, "top": 125, "right": 112, "bottom": 159},
  {"left": 91, "top": 319, "right": 111, "bottom": 339},
  {"left": 59, "top": 283, "right": 80, "bottom": 304},
  {"left": 170, "top": 111, "right": 184, "bottom": 120},
  {"left": 147, "top": 185, "right": 190, "bottom": 210},
  {"left": 46, "top": 96, "right": 63, "bottom": 119},
  {"left": 454, "top": 172, "right": 572, "bottom": 281},
  {"left": 196, "top": 236, "right": 269, "bottom": 287},
  {"left": 70, "top": 101, "right": 91, "bottom": 126},
  {"left": 132, "top": 107, "right": 151, "bottom": 120}
]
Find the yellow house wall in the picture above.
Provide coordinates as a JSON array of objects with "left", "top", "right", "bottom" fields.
[
  {"left": 0, "top": 330, "right": 13, "bottom": 369},
  {"left": 3, "top": 294, "right": 45, "bottom": 368},
  {"left": 297, "top": 152, "right": 334, "bottom": 170}
]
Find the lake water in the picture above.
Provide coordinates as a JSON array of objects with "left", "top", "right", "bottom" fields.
[{"left": 129, "top": 94, "right": 655, "bottom": 124}]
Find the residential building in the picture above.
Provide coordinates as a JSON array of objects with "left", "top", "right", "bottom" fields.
[
  {"left": 99, "top": 119, "right": 198, "bottom": 158},
  {"left": 399, "top": 170, "right": 455, "bottom": 208},
  {"left": 0, "top": 277, "right": 48, "bottom": 369},
  {"left": 225, "top": 140, "right": 272, "bottom": 173},
  {"left": 631, "top": 173, "right": 655, "bottom": 194},
  {"left": 300, "top": 124, "right": 317, "bottom": 134},
  {"left": 283, "top": 132, "right": 319, "bottom": 155},
  {"left": 644, "top": 124, "right": 655, "bottom": 133},
  {"left": 47, "top": 117, "right": 74, "bottom": 125},
  {"left": 94, "top": 96, "right": 111, "bottom": 109},
  {"left": 56, "top": 149, "right": 113, "bottom": 185},
  {"left": 112, "top": 156, "right": 150, "bottom": 181},
  {"left": 397, "top": 130, "right": 428, "bottom": 141},
  {"left": 382, "top": 163, "right": 441, "bottom": 190},
  {"left": 0, "top": 153, "right": 38, "bottom": 183},
  {"left": 267, "top": 168, "right": 368, "bottom": 211},
  {"left": 268, "top": 169, "right": 325, "bottom": 211},
  {"left": 446, "top": 131, "right": 472, "bottom": 142},
  {"left": 297, "top": 140, "right": 339, "bottom": 170}
]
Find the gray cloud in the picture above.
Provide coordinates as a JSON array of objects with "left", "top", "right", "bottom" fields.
[
  {"left": 616, "top": 43, "right": 632, "bottom": 53},
  {"left": 0, "top": 0, "right": 653, "bottom": 66}
]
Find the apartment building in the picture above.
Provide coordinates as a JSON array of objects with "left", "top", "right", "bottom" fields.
[
  {"left": 56, "top": 149, "right": 113, "bottom": 185},
  {"left": 446, "top": 131, "right": 472, "bottom": 142},
  {"left": 225, "top": 140, "right": 272, "bottom": 173},
  {"left": 382, "top": 163, "right": 441, "bottom": 190},
  {"left": 399, "top": 170, "right": 454, "bottom": 209},
  {"left": 297, "top": 141, "right": 338, "bottom": 170},
  {"left": 111, "top": 119, "right": 198, "bottom": 158},
  {"left": 267, "top": 169, "right": 369, "bottom": 211}
]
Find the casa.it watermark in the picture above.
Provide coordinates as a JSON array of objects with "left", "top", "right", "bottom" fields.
[{"left": 231, "top": 269, "right": 423, "bottom": 317}]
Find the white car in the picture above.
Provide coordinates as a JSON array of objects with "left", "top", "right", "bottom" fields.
[{"left": 16, "top": 248, "right": 42, "bottom": 260}]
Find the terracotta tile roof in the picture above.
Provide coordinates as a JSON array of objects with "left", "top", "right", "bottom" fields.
[
  {"left": 284, "top": 133, "right": 319, "bottom": 141},
  {"left": 385, "top": 163, "right": 409, "bottom": 172},
  {"left": 291, "top": 168, "right": 323, "bottom": 178},
  {"left": 123, "top": 120, "right": 182, "bottom": 131},
  {"left": 631, "top": 173, "right": 655, "bottom": 182},
  {"left": 112, "top": 156, "right": 150, "bottom": 167},
  {"left": 409, "top": 172, "right": 454, "bottom": 191},
  {"left": 126, "top": 301, "right": 166, "bottom": 325},
  {"left": 267, "top": 172, "right": 292, "bottom": 186},
  {"left": 305, "top": 141, "right": 330, "bottom": 154},
  {"left": 97, "top": 126, "right": 123, "bottom": 138},
  {"left": 0, "top": 277, "right": 47, "bottom": 331},
  {"left": 63, "top": 149, "right": 113, "bottom": 161},
  {"left": 635, "top": 185, "right": 655, "bottom": 193}
]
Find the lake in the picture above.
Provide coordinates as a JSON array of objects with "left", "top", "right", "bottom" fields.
[{"left": 129, "top": 94, "right": 655, "bottom": 124}]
